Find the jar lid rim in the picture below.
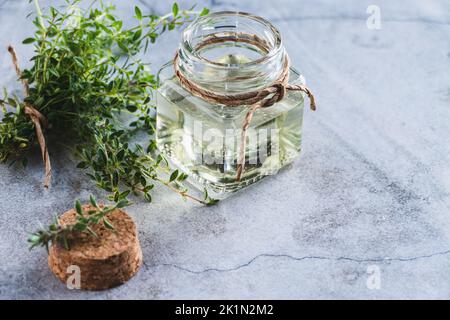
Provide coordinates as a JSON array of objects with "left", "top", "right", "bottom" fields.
[{"left": 181, "top": 11, "right": 283, "bottom": 69}]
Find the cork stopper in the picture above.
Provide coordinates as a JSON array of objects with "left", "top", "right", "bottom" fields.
[{"left": 48, "top": 205, "right": 142, "bottom": 290}]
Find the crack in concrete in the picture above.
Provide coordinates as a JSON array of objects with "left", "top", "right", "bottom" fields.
[{"left": 144, "top": 249, "right": 450, "bottom": 274}]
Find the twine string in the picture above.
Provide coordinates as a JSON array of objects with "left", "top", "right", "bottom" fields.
[
  {"left": 173, "top": 32, "right": 316, "bottom": 181},
  {"left": 7, "top": 45, "right": 51, "bottom": 188}
]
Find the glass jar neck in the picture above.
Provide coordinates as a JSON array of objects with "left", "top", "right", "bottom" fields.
[{"left": 176, "top": 11, "right": 286, "bottom": 94}]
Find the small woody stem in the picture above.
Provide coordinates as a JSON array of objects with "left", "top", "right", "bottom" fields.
[
  {"left": 154, "top": 177, "right": 207, "bottom": 205},
  {"left": 33, "top": 0, "right": 46, "bottom": 30}
]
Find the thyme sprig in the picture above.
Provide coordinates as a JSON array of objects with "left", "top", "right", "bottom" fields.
[
  {"left": 28, "top": 195, "right": 129, "bottom": 251},
  {"left": 1, "top": 0, "right": 217, "bottom": 205}
]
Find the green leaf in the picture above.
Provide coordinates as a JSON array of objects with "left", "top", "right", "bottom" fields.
[
  {"left": 143, "top": 184, "right": 154, "bottom": 193},
  {"left": 89, "top": 195, "right": 98, "bottom": 208},
  {"left": 119, "top": 190, "right": 131, "bottom": 200},
  {"left": 22, "top": 37, "right": 35, "bottom": 44},
  {"left": 28, "top": 234, "right": 40, "bottom": 244},
  {"left": 140, "top": 176, "right": 147, "bottom": 187},
  {"left": 172, "top": 3, "right": 179, "bottom": 17},
  {"left": 206, "top": 198, "right": 219, "bottom": 206},
  {"left": 112, "top": 20, "right": 123, "bottom": 30},
  {"left": 116, "top": 199, "right": 129, "bottom": 209},
  {"left": 73, "top": 222, "right": 87, "bottom": 231},
  {"left": 116, "top": 149, "right": 125, "bottom": 161},
  {"left": 75, "top": 200, "right": 83, "bottom": 216},
  {"left": 86, "top": 226, "right": 98, "bottom": 238},
  {"left": 76, "top": 161, "right": 88, "bottom": 169},
  {"left": 169, "top": 170, "right": 179, "bottom": 182},
  {"left": 144, "top": 192, "right": 152, "bottom": 202},
  {"left": 133, "top": 29, "right": 142, "bottom": 41},
  {"left": 200, "top": 8, "right": 210, "bottom": 16},
  {"left": 117, "top": 41, "right": 128, "bottom": 52},
  {"left": 147, "top": 140, "right": 157, "bottom": 153},
  {"left": 103, "top": 217, "right": 115, "bottom": 230},
  {"left": 126, "top": 105, "right": 138, "bottom": 112},
  {"left": 112, "top": 171, "right": 119, "bottom": 187},
  {"left": 135, "top": 6, "right": 142, "bottom": 20}
]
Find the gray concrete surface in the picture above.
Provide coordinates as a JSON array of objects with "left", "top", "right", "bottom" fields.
[{"left": 1, "top": 0, "right": 450, "bottom": 299}]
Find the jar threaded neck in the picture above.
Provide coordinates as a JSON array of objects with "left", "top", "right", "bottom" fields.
[{"left": 177, "top": 11, "right": 286, "bottom": 94}]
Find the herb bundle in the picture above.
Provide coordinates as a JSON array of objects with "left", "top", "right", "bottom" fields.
[
  {"left": 0, "top": 0, "right": 217, "bottom": 250},
  {"left": 0, "top": 0, "right": 216, "bottom": 205}
]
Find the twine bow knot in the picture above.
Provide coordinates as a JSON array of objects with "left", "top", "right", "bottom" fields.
[{"left": 8, "top": 46, "right": 51, "bottom": 188}]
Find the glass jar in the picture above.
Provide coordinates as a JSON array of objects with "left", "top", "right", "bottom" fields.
[{"left": 156, "top": 11, "right": 307, "bottom": 198}]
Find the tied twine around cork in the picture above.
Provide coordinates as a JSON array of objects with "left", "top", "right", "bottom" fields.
[
  {"left": 7, "top": 46, "right": 51, "bottom": 188},
  {"left": 173, "top": 32, "right": 316, "bottom": 181}
]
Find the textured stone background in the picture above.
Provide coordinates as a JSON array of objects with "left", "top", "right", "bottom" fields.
[{"left": 1, "top": 0, "right": 450, "bottom": 299}]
